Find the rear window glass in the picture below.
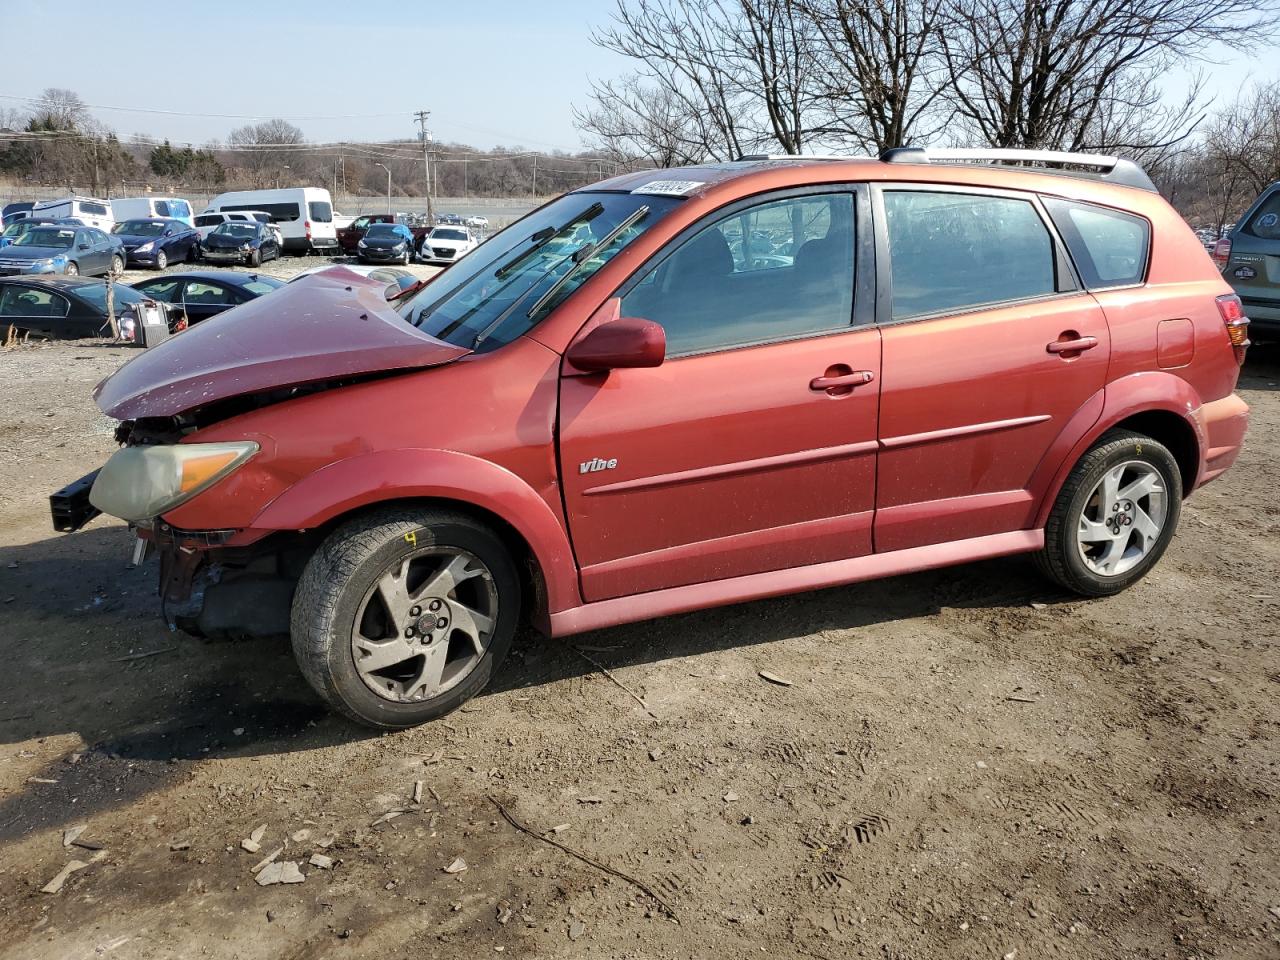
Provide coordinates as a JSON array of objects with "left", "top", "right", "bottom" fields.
[
  {"left": 222, "top": 202, "right": 300, "bottom": 222},
  {"left": 1043, "top": 198, "right": 1150, "bottom": 288},
  {"left": 884, "top": 191, "right": 1057, "bottom": 320},
  {"left": 154, "top": 201, "right": 170, "bottom": 217},
  {"left": 1242, "top": 190, "right": 1280, "bottom": 240},
  {"left": 80, "top": 202, "right": 109, "bottom": 216},
  {"left": 309, "top": 201, "right": 333, "bottom": 223},
  {"left": 195, "top": 214, "right": 222, "bottom": 227}
]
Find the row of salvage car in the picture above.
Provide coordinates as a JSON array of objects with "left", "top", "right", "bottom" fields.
[{"left": 0, "top": 264, "right": 422, "bottom": 344}]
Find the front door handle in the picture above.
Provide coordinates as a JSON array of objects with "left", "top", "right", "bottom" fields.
[
  {"left": 1046, "top": 334, "right": 1099, "bottom": 355},
  {"left": 810, "top": 369, "right": 875, "bottom": 393}
]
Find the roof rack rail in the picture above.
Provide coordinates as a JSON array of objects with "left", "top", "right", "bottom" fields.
[
  {"left": 879, "top": 146, "right": 1157, "bottom": 193},
  {"left": 735, "top": 153, "right": 867, "bottom": 163}
]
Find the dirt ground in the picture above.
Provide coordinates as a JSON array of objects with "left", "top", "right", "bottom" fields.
[{"left": 0, "top": 298, "right": 1277, "bottom": 959}]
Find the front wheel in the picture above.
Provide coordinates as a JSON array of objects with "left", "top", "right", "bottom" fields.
[
  {"left": 155, "top": 250, "right": 167, "bottom": 271},
  {"left": 291, "top": 508, "right": 521, "bottom": 729},
  {"left": 249, "top": 249, "right": 262, "bottom": 267},
  {"left": 64, "top": 261, "right": 79, "bottom": 276},
  {"left": 110, "top": 255, "right": 124, "bottom": 276},
  {"left": 1036, "top": 429, "right": 1182, "bottom": 597}
]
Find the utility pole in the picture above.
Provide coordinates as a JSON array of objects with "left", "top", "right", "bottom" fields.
[
  {"left": 414, "top": 110, "right": 435, "bottom": 223},
  {"left": 532, "top": 154, "right": 538, "bottom": 198}
]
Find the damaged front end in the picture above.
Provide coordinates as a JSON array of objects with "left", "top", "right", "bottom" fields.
[{"left": 51, "top": 268, "right": 472, "bottom": 641}]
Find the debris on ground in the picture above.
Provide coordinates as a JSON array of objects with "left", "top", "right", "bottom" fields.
[
  {"left": 758, "top": 670, "right": 793, "bottom": 687},
  {"left": 251, "top": 847, "right": 284, "bottom": 874},
  {"left": 255, "top": 861, "right": 304, "bottom": 886},
  {"left": 443, "top": 857, "right": 468, "bottom": 874},
  {"left": 62, "top": 825, "right": 87, "bottom": 848},
  {"left": 308, "top": 854, "right": 334, "bottom": 870}
]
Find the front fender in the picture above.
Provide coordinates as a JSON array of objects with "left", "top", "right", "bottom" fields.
[
  {"left": 250, "top": 448, "right": 580, "bottom": 615},
  {"left": 1032, "top": 371, "right": 1205, "bottom": 527}
]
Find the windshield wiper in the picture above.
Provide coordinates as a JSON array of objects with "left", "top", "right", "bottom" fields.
[
  {"left": 523, "top": 205, "right": 649, "bottom": 321},
  {"left": 405, "top": 201, "right": 606, "bottom": 338},
  {"left": 492, "top": 201, "right": 604, "bottom": 280}
]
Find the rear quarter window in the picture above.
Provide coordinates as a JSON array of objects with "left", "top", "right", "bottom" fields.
[
  {"left": 80, "top": 202, "right": 108, "bottom": 216},
  {"left": 1042, "top": 198, "right": 1150, "bottom": 289},
  {"left": 1241, "top": 190, "right": 1280, "bottom": 240}
]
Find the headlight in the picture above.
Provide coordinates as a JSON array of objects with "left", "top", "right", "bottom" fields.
[
  {"left": 357, "top": 240, "right": 367, "bottom": 248},
  {"left": 241, "top": 243, "right": 252, "bottom": 252},
  {"left": 392, "top": 242, "right": 405, "bottom": 251},
  {"left": 89, "top": 441, "right": 259, "bottom": 522},
  {"left": 136, "top": 241, "right": 154, "bottom": 253}
]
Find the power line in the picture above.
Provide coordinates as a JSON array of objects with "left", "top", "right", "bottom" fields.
[{"left": 0, "top": 92, "right": 406, "bottom": 122}]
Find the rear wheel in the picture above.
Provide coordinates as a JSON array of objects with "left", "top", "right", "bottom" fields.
[
  {"left": 291, "top": 508, "right": 521, "bottom": 729},
  {"left": 1036, "top": 429, "right": 1182, "bottom": 596}
]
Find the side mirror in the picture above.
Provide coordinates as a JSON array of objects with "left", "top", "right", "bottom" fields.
[
  {"left": 78, "top": 243, "right": 89, "bottom": 250},
  {"left": 566, "top": 315, "right": 666, "bottom": 373}
]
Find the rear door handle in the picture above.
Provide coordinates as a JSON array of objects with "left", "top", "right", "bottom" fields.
[
  {"left": 1046, "top": 335, "right": 1099, "bottom": 355},
  {"left": 810, "top": 370, "right": 875, "bottom": 392}
]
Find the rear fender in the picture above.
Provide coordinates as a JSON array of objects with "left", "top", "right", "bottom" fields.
[
  {"left": 1032, "top": 372, "right": 1205, "bottom": 527},
  {"left": 250, "top": 448, "right": 579, "bottom": 615}
]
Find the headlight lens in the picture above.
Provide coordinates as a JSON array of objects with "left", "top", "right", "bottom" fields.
[
  {"left": 89, "top": 441, "right": 259, "bottom": 522},
  {"left": 136, "top": 241, "right": 154, "bottom": 253},
  {"left": 357, "top": 239, "right": 367, "bottom": 248}
]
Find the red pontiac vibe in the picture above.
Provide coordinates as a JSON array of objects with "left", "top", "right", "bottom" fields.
[{"left": 53, "top": 148, "right": 1251, "bottom": 728}]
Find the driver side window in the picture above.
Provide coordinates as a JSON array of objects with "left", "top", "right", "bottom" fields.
[{"left": 620, "top": 193, "right": 856, "bottom": 357}]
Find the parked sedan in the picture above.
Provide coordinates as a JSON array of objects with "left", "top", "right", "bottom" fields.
[
  {"left": 0, "top": 225, "right": 123, "bottom": 277},
  {"left": 200, "top": 221, "right": 280, "bottom": 266},
  {"left": 128, "top": 270, "right": 284, "bottom": 329},
  {"left": 0, "top": 275, "right": 162, "bottom": 339},
  {"left": 419, "top": 225, "right": 478, "bottom": 264},
  {"left": 112, "top": 218, "right": 200, "bottom": 270},
  {"left": 357, "top": 223, "right": 415, "bottom": 265}
]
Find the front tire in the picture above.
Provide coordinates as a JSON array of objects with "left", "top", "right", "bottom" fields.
[
  {"left": 291, "top": 507, "right": 521, "bottom": 729},
  {"left": 1036, "top": 429, "right": 1182, "bottom": 597},
  {"left": 249, "top": 249, "right": 262, "bottom": 267},
  {"left": 155, "top": 250, "right": 168, "bottom": 270},
  {"left": 64, "top": 261, "right": 79, "bottom": 276},
  {"left": 110, "top": 255, "right": 124, "bottom": 276}
]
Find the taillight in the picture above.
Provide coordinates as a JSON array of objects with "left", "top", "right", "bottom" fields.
[
  {"left": 1216, "top": 293, "right": 1250, "bottom": 364},
  {"left": 304, "top": 220, "right": 312, "bottom": 239},
  {"left": 1211, "top": 237, "right": 1232, "bottom": 268}
]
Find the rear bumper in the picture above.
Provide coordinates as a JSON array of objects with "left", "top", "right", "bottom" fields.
[
  {"left": 1241, "top": 298, "right": 1280, "bottom": 337},
  {"left": 1196, "top": 393, "right": 1249, "bottom": 488}
]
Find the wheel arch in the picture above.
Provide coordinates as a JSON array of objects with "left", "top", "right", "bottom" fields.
[
  {"left": 1033, "top": 373, "right": 1206, "bottom": 527},
  {"left": 248, "top": 448, "right": 579, "bottom": 629}
]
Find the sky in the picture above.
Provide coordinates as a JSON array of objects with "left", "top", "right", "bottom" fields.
[{"left": 0, "top": 0, "right": 1272, "bottom": 154}]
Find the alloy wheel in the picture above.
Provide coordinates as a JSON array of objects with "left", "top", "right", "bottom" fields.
[
  {"left": 1075, "top": 460, "right": 1168, "bottom": 577},
  {"left": 350, "top": 547, "right": 498, "bottom": 703}
]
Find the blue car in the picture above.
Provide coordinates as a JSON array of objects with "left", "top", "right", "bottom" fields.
[
  {"left": 111, "top": 217, "right": 200, "bottom": 270},
  {"left": 0, "top": 224, "right": 123, "bottom": 277}
]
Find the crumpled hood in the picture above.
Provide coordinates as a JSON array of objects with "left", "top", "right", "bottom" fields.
[{"left": 94, "top": 267, "right": 471, "bottom": 420}]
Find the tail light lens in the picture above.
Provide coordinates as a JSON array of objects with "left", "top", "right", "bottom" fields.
[
  {"left": 304, "top": 220, "right": 312, "bottom": 239},
  {"left": 1216, "top": 293, "right": 1250, "bottom": 364},
  {"left": 1211, "top": 237, "right": 1232, "bottom": 268}
]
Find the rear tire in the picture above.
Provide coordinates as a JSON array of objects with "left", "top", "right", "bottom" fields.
[
  {"left": 1035, "top": 429, "right": 1182, "bottom": 597},
  {"left": 291, "top": 507, "right": 521, "bottom": 729}
]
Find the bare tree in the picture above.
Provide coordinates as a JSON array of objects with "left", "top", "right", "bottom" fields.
[
  {"left": 28, "top": 88, "right": 91, "bottom": 132},
  {"left": 939, "top": 0, "right": 1276, "bottom": 152},
  {"left": 227, "top": 118, "right": 306, "bottom": 185},
  {"left": 801, "top": 0, "right": 947, "bottom": 151},
  {"left": 580, "top": 0, "right": 826, "bottom": 163}
]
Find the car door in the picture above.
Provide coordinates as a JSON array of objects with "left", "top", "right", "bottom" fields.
[
  {"left": 870, "top": 185, "right": 1110, "bottom": 553},
  {"left": 0, "top": 283, "right": 73, "bottom": 337},
  {"left": 182, "top": 279, "right": 237, "bottom": 323},
  {"left": 558, "top": 188, "right": 881, "bottom": 602}
]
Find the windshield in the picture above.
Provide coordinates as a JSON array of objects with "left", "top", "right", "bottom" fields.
[
  {"left": 76, "top": 283, "right": 147, "bottom": 309},
  {"left": 15, "top": 227, "right": 75, "bottom": 248},
  {"left": 366, "top": 224, "right": 400, "bottom": 239},
  {"left": 115, "top": 220, "right": 166, "bottom": 237},
  {"left": 2, "top": 223, "right": 27, "bottom": 239},
  {"left": 213, "top": 223, "right": 258, "bottom": 239},
  {"left": 431, "top": 228, "right": 469, "bottom": 241},
  {"left": 397, "top": 191, "right": 679, "bottom": 351}
]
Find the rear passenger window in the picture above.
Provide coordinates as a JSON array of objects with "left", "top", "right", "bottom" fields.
[
  {"left": 621, "top": 193, "right": 856, "bottom": 356},
  {"left": 883, "top": 191, "right": 1057, "bottom": 320},
  {"left": 1241, "top": 190, "right": 1280, "bottom": 240},
  {"left": 1042, "top": 197, "right": 1149, "bottom": 289},
  {"left": 81, "top": 202, "right": 108, "bottom": 216}
]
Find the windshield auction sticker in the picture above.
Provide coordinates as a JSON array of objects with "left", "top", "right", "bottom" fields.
[{"left": 632, "top": 180, "right": 706, "bottom": 197}]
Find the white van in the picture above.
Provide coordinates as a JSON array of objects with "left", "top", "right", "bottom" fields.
[
  {"left": 29, "top": 196, "right": 114, "bottom": 231},
  {"left": 202, "top": 187, "right": 337, "bottom": 254},
  {"left": 111, "top": 196, "right": 194, "bottom": 227}
]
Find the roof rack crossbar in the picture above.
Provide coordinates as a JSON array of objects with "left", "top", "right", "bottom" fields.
[
  {"left": 735, "top": 153, "right": 868, "bottom": 162},
  {"left": 879, "top": 146, "right": 1157, "bottom": 193}
]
